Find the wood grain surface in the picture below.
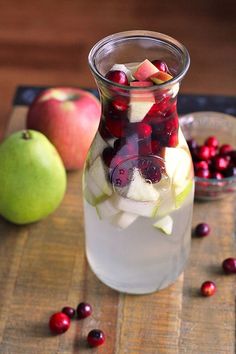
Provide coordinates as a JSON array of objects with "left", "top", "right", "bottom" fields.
[{"left": 0, "top": 1, "right": 235, "bottom": 353}]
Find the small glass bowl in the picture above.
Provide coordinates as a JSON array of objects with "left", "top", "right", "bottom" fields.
[{"left": 180, "top": 111, "right": 236, "bottom": 201}]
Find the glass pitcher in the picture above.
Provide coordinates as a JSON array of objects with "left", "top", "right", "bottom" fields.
[{"left": 83, "top": 30, "right": 194, "bottom": 294}]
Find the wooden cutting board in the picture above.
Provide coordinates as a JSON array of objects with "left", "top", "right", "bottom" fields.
[{"left": 0, "top": 103, "right": 235, "bottom": 354}]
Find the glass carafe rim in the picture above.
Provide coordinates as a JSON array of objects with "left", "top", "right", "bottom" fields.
[{"left": 88, "top": 30, "right": 190, "bottom": 91}]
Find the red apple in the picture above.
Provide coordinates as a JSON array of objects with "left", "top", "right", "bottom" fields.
[{"left": 26, "top": 87, "right": 101, "bottom": 170}]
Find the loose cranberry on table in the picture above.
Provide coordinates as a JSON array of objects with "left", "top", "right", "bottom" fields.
[
  {"left": 195, "top": 222, "right": 211, "bottom": 237},
  {"left": 200, "top": 281, "right": 216, "bottom": 297},
  {"left": 105, "top": 70, "right": 129, "bottom": 85},
  {"left": 222, "top": 258, "right": 236, "bottom": 274},
  {"left": 61, "top": 306, "right": 76, "bottom": 319},
  {"left": 87, "top": 329, "right": 105, "bottom": 347},
  {"left": 77, "top": 302, "right": 92, "bottom": 319},
  {"left": 49, "top": 312, "right": 70, "bottom": 334}
]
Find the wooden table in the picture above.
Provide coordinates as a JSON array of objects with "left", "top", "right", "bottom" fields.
[{"left": 0, "top": 1, "right": 235, "bottom": 353}]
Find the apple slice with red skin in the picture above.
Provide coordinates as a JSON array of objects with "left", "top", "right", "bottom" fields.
[
  {"left": 133, "top": 59, "right": 159, "bottom": 81},
  {"left": 27, "top": 87, "right": 101, "bottom": 170},
  {"left": 150, "top": 71, "right": 173, "bottom": 84}
]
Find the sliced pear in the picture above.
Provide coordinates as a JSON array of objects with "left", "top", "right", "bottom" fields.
[
  {"left": 88, "top": 156, "right": 112, "bottom": 197},
  {"left": 153, "top": 215, "right": 173, "bottom": 235},
  {"left": 127, "top": 168, "right": 160, "bottom": 202},
  {"left": 165, "top": 147, "right": 192, "bottom": 185},
  {"left": 112, "top": 194, "right": 159, "bottom": 218},
  {"left": 83, "top": 168, "right": 109, "bottom": 206},
  {"left": 111, "top": 211, "right": 138, "bottom": 229},
  {"left": 175, "top": 179, "right": 193, "bottom": 208},
  {"left": 89, "top": 132, "right": 108, "bottom": 165},
  {"left": 96, "top": 197, "right": 120, "bottom": 220}
]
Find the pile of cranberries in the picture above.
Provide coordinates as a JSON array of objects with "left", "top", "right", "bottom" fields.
[
  {"left": 187, "top": 136, "right": 236, "bottom": 179},
  {"left": 194, "top": 222, "right": 236, "bottom": 297},
  {"left": 49, "top": 302, "right": 105, "bottom": 348},
  {"left": 99, "top": 59, "right": 180, "bottom": 188}
]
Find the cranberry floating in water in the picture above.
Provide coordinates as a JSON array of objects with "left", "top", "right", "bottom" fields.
[
  {"left": 111, "top": 96, "right": 129, "bottom": 112},
  {"left": 77, "top": 302, "right": 92, "bottom": 319},
  {"left": 195, "top": 222, "right": 210, "bottom": 237},
  {"left": 61, "top": 306, "right": 76, "bottom": 319},
  {"left": 139, "top": 156, "right": 163, "bottom": 183},
  {"left": 49, "top": 312, "right": 70, "bottom": 334},
  {"left": 151, "top": 59, "right": 168, "bottom": 72},
  {"left": 200, "top": 281, "right": 216, "bottom": 297},
  {"left": 87, "top": 329, "right": 105, "bottom": 347},
  {"left": 222, "top": 258, "right": 236, "bottom": 274},
  {"left": 105, "top": 70, "right": 129, "bottom": 85}
]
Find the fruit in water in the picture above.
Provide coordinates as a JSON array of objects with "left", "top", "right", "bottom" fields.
[
  {"left": 200, "top": 281, "right": 216, "bottom": 297},
  {"left": 165, "top": 146, "right": 192, "bottom": 187},
  {"left": 153, "top": 215, "right": 173, "bottom": 235},
  {"left": 195, "top": 222, "right": 210, "bottom": 237},
  {"left": 150, "top": 71, "right": 173, "bottom": 84},
  {"left": 110, "top": 64, "right": 134, "bottom": 81},
  {"left": 133, "top": 59, "right": 158, "bottom": 81},
  {"left": 96, "top": 197, "right": 119, "bottom": 220},
  {"left": 112, "top": 194, "right": 159, "bottom": 218},
  {"left": 62, "top": 306, "right": 76, "bottom": 319},
  {"left": 89, "top": 132, "right": 108, "bottom": 165},
  {"left": 77, "top": 302, "right": 92, "bottom": 319},
  {"left": 129, "top": 81, "right": 155, "bottom": 123},
  {"left": 0, "top": 130, "right": 66, "bottom": 225},
  {"left": 49, "top": 312, "right": 70, "bottom": 334},
  {"left": 27, "top": 87, "right": 101, "bottom": 170},
  {"left": 175, "top": 179, "right": 193, "bottom": 208},
  {"left": 83, "top": 168, "right": 109, "bottom": 206},
  {"left": 222, "top": 258, "right": 236, "bottom": 274},
  {"left": 138, "top": 156, "right": 163, "bottom": 183},
  {"left": 89, "top": 156, "right": 112, "bottom": 197},
  {"left": 126, "top": 168, "right": 160, "bottom": 202},
  {"left": 105, "top": 70, "right": 129, "bottom": 85},
  {"left": 111, "top": 211, "right": 138, "bottom": 229},
  {"left": 151, "top": 59, "right": 168, "bottom": 72},
  {"left": 87, "top": 329, "right": 105, "bottom": 347}
]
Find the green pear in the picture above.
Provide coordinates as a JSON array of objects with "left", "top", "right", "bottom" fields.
[{"left": 0, "top": 130, "right": 67, "bottom": 224}]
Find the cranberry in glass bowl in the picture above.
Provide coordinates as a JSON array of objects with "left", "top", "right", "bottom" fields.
[{"left": 180, "top": 112, "right": 236, "bottom": 200}]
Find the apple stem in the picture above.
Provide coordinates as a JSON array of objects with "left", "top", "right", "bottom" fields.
[{"left": 22, "top": 130, "right": 31, "bottom": 140}]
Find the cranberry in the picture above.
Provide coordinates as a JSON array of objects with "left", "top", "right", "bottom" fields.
[
  {"left": 197, "top": 145, "right": 211, "bottom": 161},
  {"left": 166, "top": 132, "right": 178, "bottom": 147},
  {"left": 165, "top": 116, "right": 179, "bottom": 133},
  {"left": 102, "top": 147, "right": 115, "bottom": 167},
  {"left": 105, "top": 115, "right": 126, "bottom": 138},
  {"left": 200, "top": 281, "right": 216, "bottom": 297},
  {"left": 213, "top": 155, "right": 229, "bottom": 171},
  {"left": 187, "top": 138, "right": 198, "bottom": 151},
  {"left": 208, "top": 146, "right": 217, "bottom": 158},
  {"left": 151, "top": 140, "right": 162, "bottom": 154},
  {"left": 139, "top": 156, "right": 162, "bottom": 183},
  {"left": 61, "top": 306, "right": 76, "bottom": 319},
  {"left": 195, "top": 168, "right": 210, "bottom": 178},
  {"left": 127, "top": 122, "right": 152, "bottom": 139},
  {"left": 224, "top": 165, "right": 236, "bottom": 177},
  {"left": 195, "top": 222, "right": 210, "bottom": 237},
  {"left": 111, "top": 96, "right": 129, "bottom": 112},
  {"left": 222, "top": 258, "right": 236, "bottom": 274},
  {"left": 76, "top": 302, "right": 92, "bottom": 319},
  {"left": 211, "top": 171, "right": 223, "bottom": 179},
  {"left": 194, "top": 160, "right": 209, "bottom": 170},
  {"left": 219, "top": 144, "right": 233, "bottom": 155},
  {"left": 87, "top": 329, "right": 105, "bottom": 347},
  {"left": 49, "top": 312, "right": 70, "bottom": 334},
  {"left": 229, "top": 150, "right": 236, "bottom": 164},
  {"left": 151, "top": 59, "right": 168, "bottom": 72},
  {"left": 105, "top": 70, "right": 128, "bottom": 85},
  {"left": 204, "top": 136, "right": 219, "bottom": 148}
]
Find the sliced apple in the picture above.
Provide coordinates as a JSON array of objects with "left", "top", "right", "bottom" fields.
[
  {"left": 112, "top": 194, "right": 159, "bottom": 218},
  {"left": 111, "top": 211, "right": 138, "bottom": 229},
  {"left": 126, "top": 168, "right": 160, "bottom": 202},
  {"left": 129, "top": 81, "right": 155, "bottom": 123},
  {"left": 133, "top": 59, "right": 159, "bottom": 81},
  {"left": 150, "top": 71, "right": 173, "bottom": 84},
  {"left": 153, "top": 215, "right": 173, "bottom": 235},
  {"left": 89, "top": 156, "right": 112, "bottom": 197}
]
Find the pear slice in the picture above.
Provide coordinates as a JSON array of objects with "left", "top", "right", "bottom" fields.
[
  {"left": 83, "top": 168, "right": 109, "bottom": 206},
  {"left": 89, "top": 156, "right": 112, "bottom": 196},
  {"left": 175, "top": 179, "right": 193, "bottom": 208},
  {"left": 96, "top": 197, "right": 120, "bottom": 220},
  {"left": 112, "top": 194, "right": 159, "bottom": 218},
  {"left": 111, "top": 211, "right": 138, "bottom": 229},
  {"left": 153, "top": 215, "right": 173, "bottom": 235},
  {"left": 89, "top": 132, "right": 108, "bottom": 165},
  {"left": 127, "top": 168, "right": 160, "bottom": 202}
]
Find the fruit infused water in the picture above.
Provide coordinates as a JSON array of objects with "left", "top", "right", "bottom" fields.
[{"left": 84, "top": 31, "right": 194, "bottom": 294}]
